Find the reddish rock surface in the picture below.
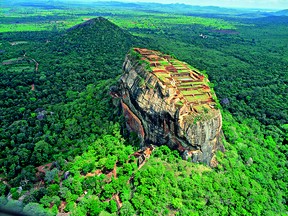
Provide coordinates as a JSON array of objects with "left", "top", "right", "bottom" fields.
[{"left": 121, "top": 100, "right": 145, "bottom": 138}]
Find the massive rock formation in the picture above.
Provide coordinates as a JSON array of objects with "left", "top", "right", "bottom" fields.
[{"left": 117, "top": 48, "right": 224, "bottom": 166}]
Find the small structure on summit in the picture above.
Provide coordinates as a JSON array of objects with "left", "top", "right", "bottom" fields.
[{"left": 117, "top": 48, "right": 224, "bottom": 166}]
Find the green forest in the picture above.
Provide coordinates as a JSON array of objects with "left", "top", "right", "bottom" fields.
[{"left": 0, "top": 1, "right": 287, "bottom": 215}]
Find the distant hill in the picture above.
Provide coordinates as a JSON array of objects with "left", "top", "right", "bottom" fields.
[
  {"left": 92, "top": 1, "right": 143, "bottom": 8},
  {"left": 89, "top": 2, "right": 250, "bottom": 16},
  {"left": 274, "top": 9, "right": 288, "bottom": 16},
  {"left": 49, "top": 17, "right": 143, "bottom": 80},
  {"left": 64, "top": 17, "right": 138, "bottom": 54},
  {"left": 3, "top": 0, "right": 64, "bottom": 8},
  {"left": 237, "top": 9, "right": 288, "bottom": 18}
]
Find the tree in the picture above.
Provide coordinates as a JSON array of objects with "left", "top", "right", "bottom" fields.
[
  {"left": 120, "top": 201, "right": 135, "bottom": 216},
  {"left": 47, "top": 184, "right": 60, "bottom": 197},
  {"left": 23, "top": 203, "right": 53, "bottom": 216},
  {"left": 3, "top": 199, "right": 23, "bottom": 213},
  {"left": 88, "top": 198, "right": 104, "bottom": 215},
  {"left": 45, "top": 168, "right": 59, "bottom": 184},
  {"left": 104, "top": 155, "right": 117, "bottom": 170},
  {"left": 32, "top": 140, "right": 50, "bottom": 164},
  {"left": 108, "top": 200, "right": 118, "bottom": 213},
  {"left": 0, "top": 182, "right": 8, "bottom": 196}
]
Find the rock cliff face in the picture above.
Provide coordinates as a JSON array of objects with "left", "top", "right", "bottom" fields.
[{"left": 117, "top": 48, "right": 224, "bottom": 166}]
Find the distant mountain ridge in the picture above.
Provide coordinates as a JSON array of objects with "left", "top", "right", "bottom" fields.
[
  {"left": 6, "top": 1, "right": 288, "bottom": 18},
  {"left": 274, "top": 9, "right": 288, "bottom": 16}
]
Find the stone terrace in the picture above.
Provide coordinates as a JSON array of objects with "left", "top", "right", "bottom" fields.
[{"left": 133, "top": 48, "right": 216, "bottom": 115}]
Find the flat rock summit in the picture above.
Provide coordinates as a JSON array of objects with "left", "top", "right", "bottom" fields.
[{"left": 116, "top": 48, "right": 225, "bottom": 166}]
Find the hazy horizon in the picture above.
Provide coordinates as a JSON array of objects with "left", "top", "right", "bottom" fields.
[{"left": 48, "top": 0, "right": 288, "bottom": 10}]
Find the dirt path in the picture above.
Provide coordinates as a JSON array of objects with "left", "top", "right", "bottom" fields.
[
  {"left": 23, "top": 52, "right": 39, "bottom": 72},
  {"left": 33, "top": 59, "right": 39, "bottom": 72},
  {"left": 113, "top": 194, "right": 123, "bottom": 208},
  {"left": 113, "top": 163, "right": 117, "bottom": 179},
  {"left": 27, "top": 57, "right": 39, "bottom": 72}
]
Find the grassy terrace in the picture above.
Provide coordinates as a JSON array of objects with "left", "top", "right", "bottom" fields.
[{"left": 133, "top": 48, "right": 216, "bottom": 115}]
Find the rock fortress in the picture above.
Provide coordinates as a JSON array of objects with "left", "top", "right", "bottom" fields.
[{"left": 114, "top": 48, "right": 225, "bottom": 166}]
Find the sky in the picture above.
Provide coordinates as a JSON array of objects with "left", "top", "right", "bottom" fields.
[{"left": 61, "top": 0, "right": 288, "bottom": 10}]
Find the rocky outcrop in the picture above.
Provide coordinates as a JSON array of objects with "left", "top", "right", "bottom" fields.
[{"left": 117, "top": 48, "right": 224, "bottom": 166}]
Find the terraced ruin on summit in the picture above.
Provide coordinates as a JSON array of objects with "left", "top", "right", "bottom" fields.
[{"left": 133, "top": 48, "right": 217, "bottom": 122}]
